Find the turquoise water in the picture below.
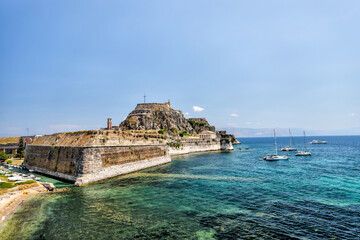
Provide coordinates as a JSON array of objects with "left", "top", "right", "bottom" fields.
[{"left": 1, "top": 136, "right": 359, "bottom": 239}]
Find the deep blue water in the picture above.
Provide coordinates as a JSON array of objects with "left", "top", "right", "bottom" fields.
[{"left": 1, "top": 135, "right": 359, "bottom": 239}]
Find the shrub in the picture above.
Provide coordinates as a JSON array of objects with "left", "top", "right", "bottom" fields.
[
  {"left": 0, "top": 152, "right": 8, "bottom": 162},
  {"left": 179, "top": 131, "right": 189, "bottom": 137},
  {"left": 158, "top": 129, "right": 165, "bottom": 135},
  {"left": 6, "top": 160, "right": 12, "bottom": 164}
]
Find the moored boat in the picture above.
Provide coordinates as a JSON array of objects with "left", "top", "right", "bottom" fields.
[
  {"left": 281, "top": 129, "right": 297, "bottom": 151},
  {"left": 296, "top": 131, "right": 312, "bottom": 156},
  {"left": 264, "top": 129, "right": 289, "bottom": 161},
  {"left": 309, "top": 140, "right": 327, "bottom": 144}
]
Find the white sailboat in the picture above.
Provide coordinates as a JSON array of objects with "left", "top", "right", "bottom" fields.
[
  {"left": 309, "top": 140, "right": 327, "bottom": 144},
  {"left": 295, "top": 131, "right": 312, "bottom": 156},
  {"left": 264, "top": 129, "right": 289, "bottom": 161},
  {"left": 281, "top": 129, "right": 297, "bottom": 151}
]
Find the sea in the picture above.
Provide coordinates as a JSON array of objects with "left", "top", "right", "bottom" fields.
[{"left": 1, "top": 135, "right": 359, "bottom": 240}]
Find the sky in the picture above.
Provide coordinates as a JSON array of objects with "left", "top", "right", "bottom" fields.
[{"left": 0, "top": 0, "right": 359, "bottom": 137}]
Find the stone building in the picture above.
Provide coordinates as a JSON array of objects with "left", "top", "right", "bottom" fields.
[{"left": 199, "top": 131, "right": 217, "bottom": 139}]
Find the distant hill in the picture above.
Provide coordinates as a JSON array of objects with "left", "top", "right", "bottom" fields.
[{"left": 220, "top": 127, "right": 360, "bottom": 138}]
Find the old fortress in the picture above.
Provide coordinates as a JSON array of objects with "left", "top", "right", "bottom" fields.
[{"left": 21, "top": 101, "right": 238, "bottom": 186}]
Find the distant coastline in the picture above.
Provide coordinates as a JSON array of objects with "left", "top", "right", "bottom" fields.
[{"left": 222, "top": 127, "right": 360, "bottom": 138}]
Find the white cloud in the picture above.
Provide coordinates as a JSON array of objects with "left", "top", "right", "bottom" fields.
[
  {"left": 245, "top": 121, "right": 252, "bottom": 125},
  {"left": 230, "top": 113, "right": 238, "bottom": 117},
  {"left": 193, "top": 106, "right": 204, "bottom": 112},
  {"left": 184, "top": 112, "right": 190, "bottom": 115},
  {"left": 349, "top": 113, "right": 358, "bottom": 117}
]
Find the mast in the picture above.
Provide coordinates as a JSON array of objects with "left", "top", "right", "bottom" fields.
[
  {"left": 274, "top": 129, "right": 278, "bottom": 155},
  {"left": 303, "top": 131, "right": 307, "bottom": 151},
  {"left": 289, "top": 129, "right": 292, "bottom": 147}
]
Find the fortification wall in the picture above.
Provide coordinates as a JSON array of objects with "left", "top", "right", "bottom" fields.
[
  {"left": 168, "top": 138, "right": 219, "bottom": 155},
  {"left": 135, "top": 102, "right": 171, "bottom": 110},
  {"left": 24, "top": 145, "right": 80, "bottom": 181},
  {"left": 24, "top": 145, "right": 170, "bottom": 185},
  {"left": 168, "top": 136, "right": 234, "bottom": 155}
]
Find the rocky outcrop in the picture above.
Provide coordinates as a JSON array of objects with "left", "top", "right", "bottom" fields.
[
  {"left": 120, "top": 102, "right": 196, "bottom": 135},
  {"left": 187, "top": 118, "right": 216, "bottom": 133},
  {"left": 42, "top": 182, "right": 56, "bottom": 191}
]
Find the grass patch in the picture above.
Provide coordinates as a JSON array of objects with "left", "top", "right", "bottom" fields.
[
  {"left": 0, "top": 182, "right": 14, "bottom": 188},
  {"left": 15, "top": 180, "right": 36, "bottom": 185}
]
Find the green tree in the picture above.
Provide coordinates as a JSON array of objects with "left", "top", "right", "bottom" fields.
[
  {"left": 16, "top": 137, "right": 25, "bottom": 159},
  {"left": 0, "top": 152, "right": 8, "bottom": 162}
]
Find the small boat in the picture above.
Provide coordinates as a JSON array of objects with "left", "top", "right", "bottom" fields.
[
  {"left": 309, "top": 140, "right": 327, "bottom": 144},
  {"left": 264, "top": 129, "right": 289, "bottom": 161},
  {"left": 34, "top": 177, "right": 41, "bottom": 181},
  {"left": 295, "top": 151, "right": 311, "bottom": 156},
  {"left": 264, "top": 155, "right": 289, "bottom": 161},
  {"left": 281, "top": 129, "right": 297, "bottom": 151},
  {"left": 8, "top": 176, "right": 24, "bottom": 181},
  {"left": 296, "top": 131, "right": 312, "bottom": 156},
  {"left": 29, "top": 169, "right": 34, "bottom": 172}
]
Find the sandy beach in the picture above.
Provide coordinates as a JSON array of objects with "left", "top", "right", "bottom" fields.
[{"left": 0, "top": 185, "right": 47, "bottom": 228}]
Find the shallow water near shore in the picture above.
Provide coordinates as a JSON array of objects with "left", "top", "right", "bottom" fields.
[{"left": 1, "top": 135, "right": 359, "bottom": 239}]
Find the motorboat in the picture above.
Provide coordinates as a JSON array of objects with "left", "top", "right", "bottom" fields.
[
  {"left": 263, "top": 129, "right": 290, "bottom": 161},
  {"left": 309, "top": 140, "right": 327, "bottom": 144}
]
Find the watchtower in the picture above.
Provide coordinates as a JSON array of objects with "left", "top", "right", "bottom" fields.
[{"left": 107, "top": 118, "right": 112, "bottom": 129}]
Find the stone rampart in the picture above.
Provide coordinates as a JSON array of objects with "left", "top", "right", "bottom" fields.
[
  {"left": 168, "top": 137, "right": 233, "bottom": 155},
  {"left": 24, "top": 145, "right": 170, "bottom": 186},
  {"left": 135, "top": 102, "right": 171, "bottom": 111}
]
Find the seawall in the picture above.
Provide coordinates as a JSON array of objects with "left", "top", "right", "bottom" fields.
[
  {"left": 168, "top": 138, "right": 234, "bottom": 155},
  {"left": 24, "top": 145, "right": 170, "bottom": 186}
]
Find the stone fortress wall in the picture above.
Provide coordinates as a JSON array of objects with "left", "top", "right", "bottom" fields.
[{"left": 23, "top": 144, "right": 170, "bottom": 186}]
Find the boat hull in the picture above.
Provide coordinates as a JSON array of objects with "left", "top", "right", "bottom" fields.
[
  {"left": 281, "top": 147, "right": 297, "bottom": 151},
  {"left": 295, "top": 151, "right": 312, "bottom": 156},
  {"left": 264, "top": 155, "right": 289, "bottom": 161}
]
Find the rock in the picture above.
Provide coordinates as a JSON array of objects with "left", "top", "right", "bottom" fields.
[
  {"left": 120, "top": 102, "right": 216, "bottom": 135},
  {"left": 42, "top": 182, "right": 56, "bottom": 191}
]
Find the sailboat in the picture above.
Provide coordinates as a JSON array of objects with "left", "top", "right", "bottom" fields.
[
  {"left": 264, "top": 129, "right": 289, "bottom": 161},
  {"left": 281, "top": 129, "right": 297, "bottom": 151},
  {"left": 295, "top": 131, "right": 311, "bottom": 156}
]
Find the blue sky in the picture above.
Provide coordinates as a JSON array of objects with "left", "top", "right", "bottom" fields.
[{"left": 1, "top": 0, "right": 359, "bottom": 137}]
